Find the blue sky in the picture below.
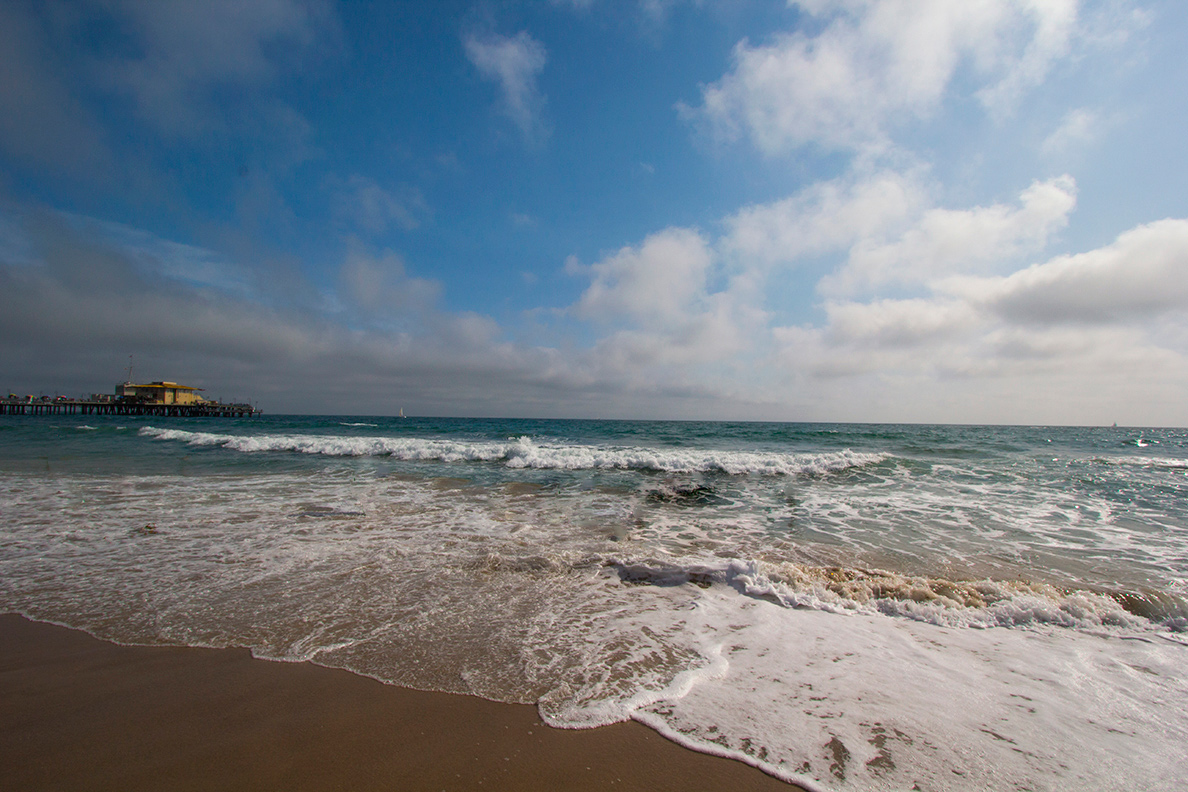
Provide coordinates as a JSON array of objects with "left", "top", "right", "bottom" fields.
[{"left": 2, "top": 0, "right": 1187, "bottom": 423}]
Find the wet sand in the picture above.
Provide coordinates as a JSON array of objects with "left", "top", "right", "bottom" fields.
[{"left": 0, "top": 613, "right": 800, "bottom": 791}]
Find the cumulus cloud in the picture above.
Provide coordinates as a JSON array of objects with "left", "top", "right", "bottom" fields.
[
  {"left": 823, "top": 175, "right": 1077, "bottom": 294},
  {"left": 763, "top": 212, "right": 1188, "bottom": 422},
  {"left": 637, "top": 0, "right": 697, "bottom": 25},
  {"left": 7, "top": 1, "right": 1176, "bottom": 425},
  {"left": 961, "top": 218, "right": 1188, "bottom": 324},
  {"left": 720, "top": 171, "right": 1076, "bottom": 297},
  {"left": 690, "top": 0, "right": 1081, "bottom": 154},
  {"left": 464, "top": 30, "right": 550, "bottom": 143},
  {"left": 722, "top": 170, "right": 927, "bottom": 268},
  {"left": 807, "top": 212, "right": 1188, "bottom": 359},
  {"left": 554, "top": 161, "right": 1187, "bottom": 422},
  {"left": 585, "top": 294, "right": 759, "bottom": 373},
  {"left": 569, "top": 227, "right": 765, "bottom": 379},
  {"left": 574, "top": 228, "right": 714, "bottom": 325},
  {"left": 772, "top": 319, "right": 1188, "bottom": 424}
]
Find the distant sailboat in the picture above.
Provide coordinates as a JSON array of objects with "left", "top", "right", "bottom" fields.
[{"left": 399, "top": 407, "right": 406, "bottom": 419}]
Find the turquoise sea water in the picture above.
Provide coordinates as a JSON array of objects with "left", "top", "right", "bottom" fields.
[{"left": 2, "top": 415, "right": 1186, "bottom": 790}]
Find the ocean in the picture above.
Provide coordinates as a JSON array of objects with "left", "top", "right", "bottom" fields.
[{"left": 1, "top": 415, "right": 1185, "bottom": 790}]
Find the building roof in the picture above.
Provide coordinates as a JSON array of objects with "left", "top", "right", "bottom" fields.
[{"left": 127, "top": 381, "right": 204, "bottom": 391}]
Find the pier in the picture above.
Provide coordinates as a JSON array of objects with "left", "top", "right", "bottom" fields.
[
  {"left": 4, "top": 378, "right": 261, "bottom": 418},
  {"left": 0, "top": 397, "right": 258, "bottom": 418}
]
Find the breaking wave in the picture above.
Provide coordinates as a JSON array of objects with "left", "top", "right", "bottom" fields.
[
  {"left": 1102, "top": 455, "right": 1188, "bottom": 470},
  {"left": 606, "top": 557, "right": 1188, "bottom": 632},
  {"left": 138, "top": 427, "right": 886, "bottom": 476}
]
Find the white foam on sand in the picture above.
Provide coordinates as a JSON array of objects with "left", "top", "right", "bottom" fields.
[{"left": 562, "top": 582, "right": 1188, "bottom": 792}]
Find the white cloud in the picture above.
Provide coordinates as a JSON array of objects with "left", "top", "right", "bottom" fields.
[
  {"left": 720, "top": 171, "right": 1076, "bottom": 298},
  {"left": 763, "top": 212, "right": 1188, "bottom": 422},
  {"left": 823, "top": 175, "right": 1077, "bottom": 294},
  {"left": 570, "top": 227, "right": 765, "bottom": 375},
  {"left": 813, "top": 215, "right": 1188, "bottom": 362},
  {"left": 772, "top": 320, "right": 1188, "bottom": 424},
  {"left": 974, "top": 0, "right": 1079, "bottom": 117},
  {"left": 574, "top": 227, "right": 714, "bottom": 326},
  {"left": 822, "top": 297, "right": 975, "bottom": 348},
  {"left": 1042, "top": 107, "right": 1101, "bottom": 157},
  {"left": 722, "top": 170, "right": 927, "bottom": 268},
  {"left": 962, "top": 217, "right": 1188, "bottom": 324},
  {"left": 543, "top": 161, "right": 1188, "bottom": 422},
  {"left": 585, "top": 292, "right": 760, "bottom": 373},
  {"left": 1, "top": 206, "right": 762, "bottom": 418},
  {"left": 690, "top": 0, "right": 1082, "bottom": 154},
  {"left": 464, "top": 31, "right": 550, "bottom": 143}
]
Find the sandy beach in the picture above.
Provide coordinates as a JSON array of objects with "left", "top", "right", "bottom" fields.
[{"left": 0, "top": 613, "right": 799, "bottom": 791}]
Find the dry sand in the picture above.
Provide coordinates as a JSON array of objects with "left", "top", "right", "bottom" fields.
[{"left": 0, "top": 613, "right": 801, "bottom": 791}]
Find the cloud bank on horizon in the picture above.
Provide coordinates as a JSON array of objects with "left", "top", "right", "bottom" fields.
[{"left": 1, "top": 0, "right": 1186, "bottom": 424}]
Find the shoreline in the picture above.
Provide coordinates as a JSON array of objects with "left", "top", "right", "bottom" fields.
[{"left": 0, "top": 613, "right": 802, "bottom": 791}]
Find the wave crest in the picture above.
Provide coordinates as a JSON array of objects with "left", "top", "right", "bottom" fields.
[
  {"left": 138, "top": 427, "right": 886, "bottom": 476},
  {"left": 1103, "top": 455, "right": 1188, "bottom": 470}
]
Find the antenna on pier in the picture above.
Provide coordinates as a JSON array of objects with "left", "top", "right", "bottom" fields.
[{"left": 125, "top": 355, "right": 134, "bottom": 384}]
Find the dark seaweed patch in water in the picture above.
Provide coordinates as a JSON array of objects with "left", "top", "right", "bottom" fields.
[
  {"left": 645, "top": 481, "right": 728, "bottom": 506},
  {"left": 608, "top": 561, "right": 717, "bottom": 589}
]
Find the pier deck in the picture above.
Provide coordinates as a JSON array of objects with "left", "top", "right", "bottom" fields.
[{"left": 0, "top": 398, "right": 259, "bottom": 418}]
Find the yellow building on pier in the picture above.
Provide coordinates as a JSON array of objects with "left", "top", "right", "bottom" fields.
[{"left": 116, "top": 381, "right": 205, "bottom": 405}]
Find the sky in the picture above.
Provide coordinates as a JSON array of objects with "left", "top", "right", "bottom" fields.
[{"left": 2, "top": 0, "right": 1187, "bottom": 424}]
